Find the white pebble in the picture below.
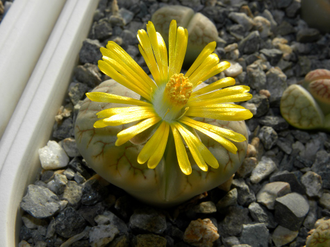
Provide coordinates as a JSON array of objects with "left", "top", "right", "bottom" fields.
[
  {"left": 38, "top": 141, "right": 69, "bottom": 170},
  {"left": 224, "top": 61, "right": 243, "bottom": 77}
]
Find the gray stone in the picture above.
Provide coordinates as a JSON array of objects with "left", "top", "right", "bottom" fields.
[
  {"left": 92, "top": 18, "right": 112, "bottom": 40},
  {"left": 248, "top": 202, "right": 269, "bottom": 226},
  {"left": 296, "top": 56, "right": 311, "bottom": 76},
  {"left": 95, "top": 211, "right": 128, "bottom": 234},
  {"left": 133, "top": 234, "right": 167, "bottom": 247},
  {"left": 246, "top": 94, "right": 269, "bottom": 117},
  {"left": 74, "top": 172, "right": 86, "bottom": 184},
  {"left": 120, "top": 29, "right": 138, "bottom": 46},
  {"left": 266, "top": 67, "right": 287, "bottom": 104},
  {"left": 312, "top": 150, "right": 330, "bottom": 189},
  {"left": 297, "top": 28, "right": 321, "bottom": 43},
  {"left": 217, "top": 188, "right": 238, "bottom": 211},
  {"left": 270, "top": 171, "right": 305, "bottom": 194},
  {"left": 22, "top": 214, "right": 47, "bottom": 230},
  {"left": 319, "top": 191, "right": 330, "bottom": 210},
  {"left": 303, "top": 200, "right": 318, "bottom": 230},
  {"left": 260, "top": 49, "right": 283, "bottom": 66},
  {"left": 74, "top": 63, "right": 102, "bottom": 88},
  {"left": 21, "top": 185, "right": 61, "bottom": 218},
  {"left": 232, "top": 179, "right": 256, "bottom": 206},
  {"left": 238, "top": 31, "right": 261, "bottom": 54},
  {"left": 55, "top": 207, "right": 87, "bottom": 238},
  {"left": 240, "top": 223, "right": 269, "bottom": 247},
  {"left": 276, "top": 137, "right": 293, "bottom": 155},
  {"left": 89, "top": 224, "right": 119, "bottom": 247},
  {"left": 258, "top": 116, "right": 289, "bottom": 132},
  {"left": 129, "top": 207, "right": 167, "bottom": 234},
  {"left": 254, "top": 16, "right": 271, "bottom": 38},
  {"left": 81, "top": 178, "right": 107, "bottom": 205},
  {"left": 118, "top": 8, "right": 134, "bottom": 25},
  {"left": 258, "top": 126, "right": 278, "bottom": 150},
  {"left": 276, "top": 0, "right": 293, "bottom": 8},
  {"left": 292, "top": 130, "right": 310, "bottom": 143},
  {"left": 272, "top": 225, "right": 298, "bottom": 247},
  {"left": 236, "top": 157, "right": 258, "bottom": 178},
  {"left": 52, "top": 117, "right": 74, "bottom": 140},
  {"left": 257, "top": 182, "right": 291, "bottom": 210},
  {"left": 218, "top": 206, "right": 252, "bottom": 236},
  {"left": 62, "top": 181, "right": 82, "bottom": 207},
  {"left": 47, "top": 173, "right": 68, "bottom": 195},
  {"left": 79, "top": 39, "right": 102, "bottom": 64},
  {"left": 285, "top": 0, "right": 301, "bottom": 18},
  {"left": 68, "top": 82, "right": 89, "bottom": 106},
  {"left": 250, "top": 156, "right": 277, "bottom": 183},
  {"left": 301, "top": 171, "right": 323, "bottom": 198},
  {"left": 228, "top": 12, "right": 255, "bottom": 31},
  {"left": 61, "top": 138, "right": 80, "bottom": 158},
  {"left": 222, "top": 236, "right": 240, "bottom": 247},
  {"left": 192, "top": 201, "right": 217, "bottom": 214},
  {"left": 275, "top": 21, "right": 295, "bottom": 36},
  {"left": 274, "top": 192, "right": 310, "bottom": 231},
  {"left": 245, "top": 63, "right": 266, "bottom": 90}
]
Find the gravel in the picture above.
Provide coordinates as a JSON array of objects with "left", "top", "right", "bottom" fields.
[{"left": 18, "top": 0, "right": 330, "bottom": 246}]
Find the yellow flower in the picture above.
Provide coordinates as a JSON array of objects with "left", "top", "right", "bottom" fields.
[{"left": 86, "top": 20, "right": 253, "bottom": 175}]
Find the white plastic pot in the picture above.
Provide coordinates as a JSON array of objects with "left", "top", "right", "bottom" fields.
[{"left": 0, "top": 0, "right": 99, "bottom": 245}]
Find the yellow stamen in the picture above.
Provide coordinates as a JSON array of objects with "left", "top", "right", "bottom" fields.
[{"left": 165, "top": 73, "right": 192, "bottom": 106}]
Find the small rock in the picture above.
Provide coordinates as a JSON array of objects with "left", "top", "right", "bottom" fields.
[
  {"left": 238, "top": 31, "right": 261, "bottom": 54},
  {"left": 89, "top": 224, "right": 119, "bottom": 247},
  {"left": 129, "top": 207, "right": 167, "bottom": 234},
  {"left": 246, "top": 94, "right": 269, "bottom": 117},
  {"left": 236, "top": 157, "right": 258, "bottom": 178},
  {"left": 319, "top": 191, "right": 330, "bottom": 210},
  {"left": 276, "top": 136, "right": 293, "bottom": 155},
  {"left": 38, "top": 141, "right": 69, "bottom": 170},
  {"left": 52, "top": 117, "right": 74, "bottom": 140},
  {"left": 118, "top": 8, "right": 134, "bottom": 25},
  {"left": 248, "top": 202, "right": 269, "bottom": 226},
  {"left": 303, "top": 199, "right": 318, "bottom": 229},
  {"left": 274, "top": 192, "right": 310, "bottom": 231},
  {"left": 250, "top": 157, "right": 277, "bottom": 184},
  {"left": 63, "top": 168, "right": 75, "bottom": 180},
  {"left": 258, "top": 126, "right": 278, "bottom": 150},
  {"left": 232, "top": 179, "right": 256, "bottom": 206},
  {"left": 74, "top": 172, "right": 86, "bottom": 184},
  {"left": 254, "top": 16, "right": 271, "bottom": 38},
  {"left": 133, "top": 234, "right": 167, "bottom": 247},
  {"left": 270, "top": 171, "right": 305, "bottom": 194},
  {"left": 245, "top": 62, "right": 267, "bottom": 90},
  {"left": 239, "top": 223, "right": 269, "bottom": 247},
  {"left": 217, "top": 188, "right": 238, "bottom": 211},
  {"left": 275, "top": 21, "right": 295, "bottom": 36},
  {"left": 285, "top": 0, "right": 301, "bottom": 18},
  {"left": 183, "top": 218, "right": 219, "bottom": 247},
  {"left": 74, "top": 63, "right": 102, "bottom": 88},
  {"left": 297, "top": 28, "right": 321, "bottom": 43},
  {"left": 258, "top": 116, "right": 289, "bottom": 131},
  {"left": 265, "top": 67, "right": 287, "bottom": 104},
  {"left": 224, "top": 61, "right": 243, "bottom": 77},
  {"left": 79, "top": 39, "right": 102, "bottom": 64},
  {"left": 192, "top": 201, "right": 217, "bottom": 214},
  {"left": 61, "top": 138, "right": 80, "bottom": 158},
  {"left": 218, "top": 206, "right": 251, "bottom": 236},
  {"left": 62, "top": 181, "right": 83, "bottom": 207},
  {"left": 81, "top": 179, "right": 107, "bottom": 205},
  {"left": 47, "top": 173, "right": 68, "bottom": 194},
  {"left": 260, "top": 49, "right": 283, "bottom": 66},
  {"left": 272, "top": 225, "right": 298, "bottom": 247},
  {"left": 257, "top": 182, "right": 291, "bottom": 210},
  {"left": 301, "top": 171, "right": 323, "bottom": 198},
  {"left": 228, "top": 12, "right": 255, "bottom": 31},
  {"left": 68, "top": 82, "right": 89, "bottom": 106},
  {"left": 22, "top": 214, "right": 47, "bottom": 229},
  {"left": 55, "top": 207, "right": 87, "bottom": 238},
  {"left": 21, "top": 185, "right": 61, "bottom": 218},
  {"left": 18, "top": 240, "right": 31, "bottom": 247},
  {"left": 91, "top": 18, "right": 112, "bottom": 41},
  {"left": 95, "top": 211, "right": 128, "bottom": 235},
  {"left": 311, "top": 150, "right": 330, "bottom": 189}
]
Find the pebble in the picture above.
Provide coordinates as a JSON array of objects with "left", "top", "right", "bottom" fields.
[
  {"left": 38, "top": 141, "right": 69, "bottom": 170},
  {"left": 192, "top": 201, "right": 217, "bottom": 214},
  {"left": 246, "top": 94, "right": 269, "bottom": 117},
  {"left": 21, "top": 185, "right": 61, "bottom": 218},
  {"left": 258, "top": 126, "right": 278, "bottom": 150},
  {"left": 62, "top": 181, "right": 83, "bottom": 207},
  {"left": 312, "top": 150, "right": 330, "bottom": 189},
  {"left": 319, "top": 191, "right": 330, "bottom": 210},
  {"left": 60, "top": 138, "right": 80, "bottom": 158},
  {"left": 269, "top": 171, "right": 306, "bottom": 194},
  {"left": 74, "top": 63, "right": 102, "bottom": 88},
  {"left": 89, "top": 224, "right": 119, "bottom": 247},
  {"left": 239, "top": 223, "right": 269, "bottom": 247},
  {"left": 232, "top": 179, "right": 256, "bottom": 206},
  {"left": 302, "top": 172, "right": 323, "bottom": 199},
  {"left": 265, "top": 67, "right": 287, "bottom": 104},
  {"left": 236, "top": 157, "right": 258, "bottom": 178},
  {"left": 91, "top": 18, "right": 112, "bottom": 41},
  {"left": 216, "top": 188, "right": 238, "bottom": 211},
  {"left": 183, "top": 218, "right": 219, "bottom": 247},
  {"left": 218, "top": 206, "right": 251, "bottom": 236},
  {"left": 129, "top": 207, "right": 167, "bottom": 234},
  {"left": 272, "top": 225, "right": 298, "bottom": 246},
  {"left": 250, "top": 156, "right": 277, "bottom": 183},
  {"left": 245, "top": 62, "right": 266, "bottom": 90},
  {"left": 68, "top": 82, "right": 89, "bottom": 106},
  {"left": 254, "top": 16, "right": 271, "bottom": 38},
  {"left": 133, "top": 234, "right": 167, "bottom": 247},
  {"left": 224, "top": 61, "right": 243, "bottom": 77},
  {"left": 274, "top": 192, "right": 310, "bottom": 231},
  {"left": 258, "top": 116, "right": 289, "bottom": 131},
  {"left": 79, "top": 39, "right": 102, "bottom": 64},
  {"left": 257, "top": 182, "right": 291, "bottom": 210},
  {"left": 228, "top": 12, "right": 255, "bottom": 32},
  {"left": 238, "top": 31, "right": 261, "bottom": 54}
]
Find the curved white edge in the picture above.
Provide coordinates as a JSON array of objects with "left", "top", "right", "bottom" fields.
[
  {"left": 0, "top": 0, "right": 99, "bottom": 245},
  {"left": 0, "top": 0, "right": 67, "bottom": 138}
]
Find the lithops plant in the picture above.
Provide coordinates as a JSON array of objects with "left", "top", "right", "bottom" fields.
[
  {"left": 151, "top": 5, "right": 219, "bottom": 66},
  {"left": 305, "top": 218, "right": 330, "bottom": 247},
  {"left": 280, "top": 69, "right": 330, "bottom": 131},
  {"left": 75, "top": 20, "right": 252, "bottom": 207}
]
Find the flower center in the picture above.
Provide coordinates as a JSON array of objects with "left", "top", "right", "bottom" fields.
[
  {"left": 165, "top": 73, "right": 192, "bottom": 106},
  {"left": 152, "top": 73, "right": 192, "bottom": 123}
]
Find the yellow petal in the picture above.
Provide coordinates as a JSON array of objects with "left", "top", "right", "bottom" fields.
[
  {"left": 168, "top": 20, "right": 177, "bottom": 78},
  {"left": 192, "top": 77, "right": 236, "bottom": 97},
  {"left": 101, "top": 43, "right": 156, "bottom": 91},
  {"left": 189, "top": 93, "right": 253, "bottom": 107},
  {"left": 137, "top": 122, "right": 170, "bottom": 169},
  {"left": 179, "top": 116, "right": 242, "bottom": 153},
  {"left": 137, "top": 30, "right": 161, "bottom": 84},
  {"left": 171, "top": 124, "right": 192, "bottom": 175},
  {"left": 186, "top": 107, "right": 253, "bottom": 121},
  {"left": 185, "top": 41, "right": 216, "bottom": 78},
  {"left": 174, "top": 123, "right": 208, "bottom": 172},
  {"left": 116, "top": 116, "right": 161, "bottom": 146},
  {"left": 86, "top": 92, "right": 150, "bottom": 106},
  {"left": 169, "top": 26, "right": 188, "bottom": 78},
  {"left": 93, "top": 119, "right": 109, "bottom": 128},
  {"left": 103, "top": 109, "right": 156, "bottom": 126},
  {"left": 96, "top": 106, "right": 153, "bottom": 118},
  {"left": 98, "top": 60, "right": 151, "bottom": 100}
]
